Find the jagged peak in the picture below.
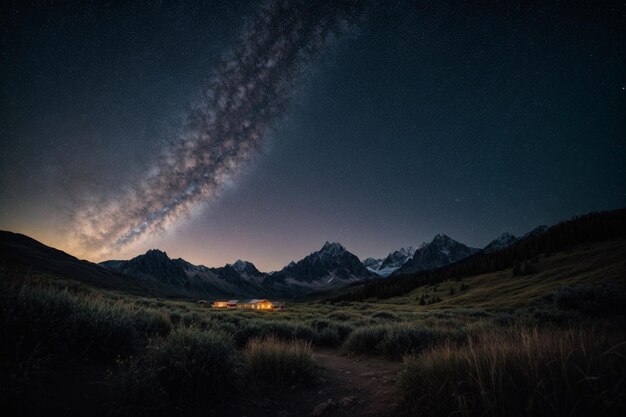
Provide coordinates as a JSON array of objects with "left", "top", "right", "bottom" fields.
[
  {"left": 230, "top": 259, "right": 258, "bottom": 274},
  {"left": 363, "top": 256, "right": 382, "bottom": 263},
  {"left": 322, "top": 241, "right": 344, "bottom": 249},
  {"left": 320, "top": 241, "right": 346, "bottom": 255},
  {"left": 432, "top": 233, "right": 455, "bottom": 244},
  {"left": 141, "top": 249, "right": 170, "bottom": 260},
  {"left": 392, "top": 246, "right": 415, "bottom": 256}
]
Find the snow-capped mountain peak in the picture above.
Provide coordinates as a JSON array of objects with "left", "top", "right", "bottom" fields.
[
  {"left": 363, "top": 246, "right": 416, "bottom": 277},
  {"left": 363, "top": 257, "right": 383, "bottom": 270}
]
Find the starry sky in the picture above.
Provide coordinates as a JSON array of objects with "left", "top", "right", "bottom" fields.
[{"left": 1, "top": 0, "right": 624, "bottom": 271}]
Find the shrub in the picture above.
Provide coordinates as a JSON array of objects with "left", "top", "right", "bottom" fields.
[
  {"left": 553, "top": 283, "right": 626, "bottom": 316},
  {"left": 132, "top": 307, "right": 172, "bottom": 335},
  {"left": 113, "top": 327, "right": 235, "bottom": 410},
  {"left": 399, "top": 327, "right": 626, "bottom": 417},
  {"left": 243, "top": 337, "right": 314, "bottom": 388},
  {"left": 233, "top": 319, "right": 316, "bottom": 347},
  {"left": 378, "top": 327, "right": 436, "bottom": 359},
  {"left": 342, "top": 326, "right": 389, "bottom": 355},
  {"left": 309, "top": 319, "right": 354, "bottom": 346},
  {"left": 0, "top": 285, "right": 135, "bottom": 363},
  {"left": 343, "top": 324, "right": 462, "bottom": 359}
]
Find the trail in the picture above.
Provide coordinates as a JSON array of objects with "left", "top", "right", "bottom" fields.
[
  {"left": 308, "top": 348, "right": 403, "bottom": 417},
  {"left": 235, "top": 348, "right": 403, "bottom": 417}
]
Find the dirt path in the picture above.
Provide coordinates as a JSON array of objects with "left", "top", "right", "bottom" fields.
[
  {"left": 308, "top": 348, "right": 403, "bottom": 417},
  {"left": 233, "top": 348, "right": 403, "bottom": 417}
]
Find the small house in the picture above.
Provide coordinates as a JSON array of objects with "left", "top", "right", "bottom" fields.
[
  {"left": 211, "top": 299, "right": 285, "bottom": 310},
  {"left": 238, "top": 299, "right": 274, "bottom": 310},
  {"left": 212, "top": 300, "right": 239, "bottom": 308}
]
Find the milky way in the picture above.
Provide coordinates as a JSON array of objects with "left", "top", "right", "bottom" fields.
[{"left": 72, "top": 0, "right": 365, "bottom": 257}]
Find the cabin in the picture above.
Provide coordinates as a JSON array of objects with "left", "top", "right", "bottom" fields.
[
  {"left": 212, "top": 300, "right": 239, "bottom": 308},
  {"left": 211, "top": 299, "right": 285, "bottom": 310},
  {"left": 238, "top": 299, "right": 274, "bottom": 310}
]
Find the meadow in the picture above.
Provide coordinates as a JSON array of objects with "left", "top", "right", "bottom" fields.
[{"left": 1, "top": 241, "right": 625, "bottom": 416}]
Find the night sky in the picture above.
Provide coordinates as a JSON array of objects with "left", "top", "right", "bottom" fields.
[{"left": 1, "top": 0, "right": 624, "bottom": 271}]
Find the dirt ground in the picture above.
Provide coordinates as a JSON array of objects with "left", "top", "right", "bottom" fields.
[{"left": 230, "top": 348, "right": 403, "bottom": 417}]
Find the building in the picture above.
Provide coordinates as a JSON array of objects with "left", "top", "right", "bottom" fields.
[
  {"left": 211, "top": 299, "right": 285, "bottom": 310},
  {"left": 238, "top": 299, "right": 274, "bottom": 310},
  {"left": 211, "top": 300, "right": 239, "bottom": 308}
]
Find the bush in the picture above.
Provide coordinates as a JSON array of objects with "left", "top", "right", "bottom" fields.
[
  {"left": 553, "top": 283, "right": 626, "bottom": 316},
  {"left": 399, "top": 327, "right": 626, "bottom": 417},
  {"left": 0, "top": 285, "right": 136, "bottom": 363},
  {"left": 377, "top": 327, "right": 436, "bottom": 360},
  {"left": 342, "top": 326, "right": 388, "bottom": 355},
  {"left": 243, "top": 337, "right": 314, "bottom": 388},
  {"left": 233, "top": 319, "right": 316, "bottom": 347},
  {"left": 132, "top": 307, "right": 172, "bottom": 335},
  {"left": 309, "top": 319, "right": 354, "bottom": 346},
  {"left": 113, "top": 327, "right": 235, "bottom": 410},
  {"left": 343, "top": 324, "right": 462, "bottom": 359}
]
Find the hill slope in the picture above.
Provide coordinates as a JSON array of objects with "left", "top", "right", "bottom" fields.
[
  {"left": 0, "top": 231, "right": 156, "bottom": 294},
  {"left": 332, "top": 208, "right": 626, "bottom": 302},
  {"left": 373, "top": 238, "right": 626, "bottom": 311},
  {"left": 0, "top": 231, "right": 231, "bottom": 298}
]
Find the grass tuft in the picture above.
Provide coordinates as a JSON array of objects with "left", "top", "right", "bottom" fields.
[
  {"left": 399, "top": 327, "right": 626, "bottom": 417},
  {"left": 243, "top": 336, "right": 315, "bottom": 388}
]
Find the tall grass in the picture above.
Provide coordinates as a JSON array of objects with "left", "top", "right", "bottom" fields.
[
  {"left": 113, "top": 327, "right": 236, "bottom": 412},
  {"left": 343, "top": 324, "right": 464, "bottom": 359},
  {"left": 399, "top": 327, "right": 626, "bottom": 417},
  {"left": 243, "top": 336, "right": 315, "bottom": 388},
  {"left": 0, "top": 284, "right": 137, "bottom": 363}
]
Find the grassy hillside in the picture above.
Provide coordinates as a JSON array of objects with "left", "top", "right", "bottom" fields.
[
  {"left": 0, "top": 230, "right": 229, "bottom": 299},
  {"left": 334, "top": 208, "right": 626, "bottom": 302},
  {"left": 376, "top": 239, "right": 626, "bottom": 311},
  {"left": 1, "top": 235, "right": 625, "bottom": 416}
]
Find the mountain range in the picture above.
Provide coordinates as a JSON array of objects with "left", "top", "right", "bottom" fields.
[
  {"left": 99, "top": 241, "right": 377, "bottom": 298},
  {"left": 0, "top": 224, "right": 548, "bottom": 299}
]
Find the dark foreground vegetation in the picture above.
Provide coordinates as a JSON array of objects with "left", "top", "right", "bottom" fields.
[{"left": 1, "top": 270, "right": 625, "bottom": 416}]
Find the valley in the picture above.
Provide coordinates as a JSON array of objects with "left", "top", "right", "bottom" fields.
[{"left": 1, "top": 208, "right": 625, "bottom": 416}]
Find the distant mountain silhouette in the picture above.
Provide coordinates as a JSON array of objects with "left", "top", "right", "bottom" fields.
[
  {"left": 264, "top": 242, "right": 376, "bottom": 295},
  {"left": 394, "top": 234, "right": 480, "bottom": 275}
]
